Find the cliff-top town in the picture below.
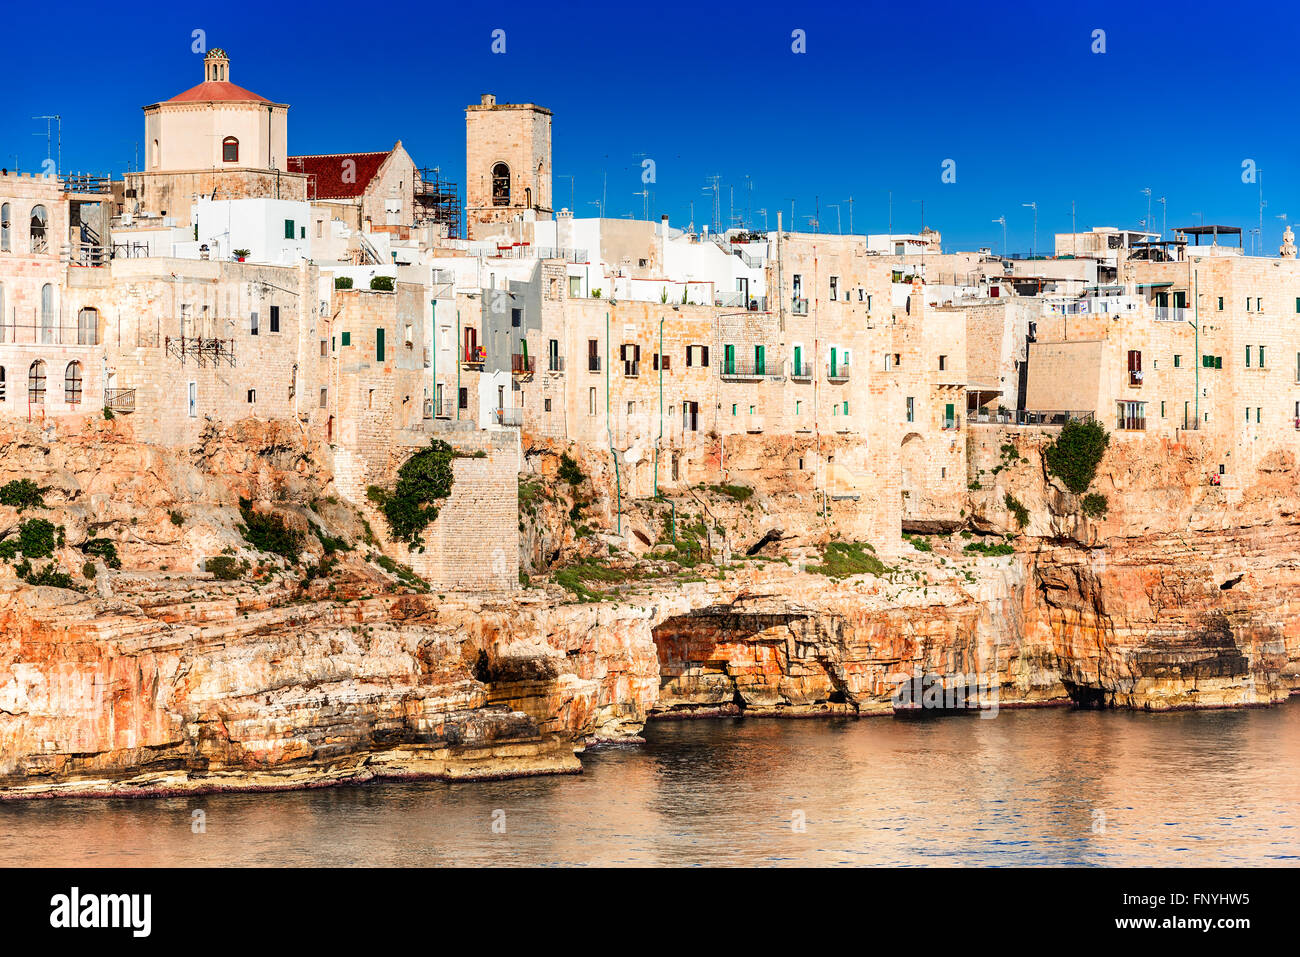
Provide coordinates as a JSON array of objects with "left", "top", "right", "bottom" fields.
[{"left": 1, "top": 45, "right": 1298, "bottom": 806}]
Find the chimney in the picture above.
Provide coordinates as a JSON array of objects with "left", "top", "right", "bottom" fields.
[{"left": 481, "top": 93, "right": 496, "bottom": 107}]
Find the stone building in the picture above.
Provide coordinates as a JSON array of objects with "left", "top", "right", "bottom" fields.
[{"left": 464, "top": 95, "right": 552, "bottom": 241}]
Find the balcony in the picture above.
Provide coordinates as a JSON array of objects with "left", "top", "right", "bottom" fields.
[
  {"left": 623, "top": 360, "right": 641, "bottom": 378},
  {"left": 546, "top": 355, "right": 566, "bottom": 374},
  {"left": 791, "top": 298, "right": 809, "bottom": 316},
  {"left": 463, "top": 345, "right": 486, "bottom": 368},
  {"left": 104, "top": 388, "right": 136, "bottom": 414},
  {"left": 790, "top": 362, "right": 814, "bottom": 380},
  {"left": 511, "top": 353, "right": 535, "bottom": 376},
  {"left": 587, "top": 355, "right": 601, "bottom": 373},
  {"left": 720, "top": 359, "right": 767, "bottom": 381},
  {"left": 495, "top": 407, "right": 523, "bottom": 427},
  {"left": 1153, "top": 306, "right": 1189, "bottom": 322},
  {"left": 826, "top": 361, "right": 851, "bottom": 382},
  {"left": 971, "top": 409, "right": 1096, "bottom": 427},
  {"left": 942, "top": 415, "right": 961, "bottom": 432}
]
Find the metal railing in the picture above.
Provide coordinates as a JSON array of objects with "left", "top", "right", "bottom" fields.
[
  {"left": 511, "top": 354, "right": 535, "bottom": 375},
  {"left": 104, "top": 388, "right": 136, "bottom": 413},
  {"left": 547, "top": 355, "right": 566, "bottom": 373},
  {"left": 790, "top": 361, "right": 814, "bottom": 379},
  {"left": 495, "top": 407, "right": 523, "bottom": 427},
  {"left": 791, "top": 298, "right": 809, "bottom": 316},
  {"left": 720, "top": 359, "right": 768, "bottom": 379},
  {"left": 969, "top": 409, "right": 1095, "bottom": 427},
  {"left": 1154, "top": 306, "right": 1189, "bottom": 322},
  {"left": 0, "top": 322, "right": 99, "bottom": 346},
  {"left": 61, "top": 173, "right": 112, "bottom": 194},
  {"left": 827, "top": 361, "right": 851, "bottom": 381},
  {"left": 623, "top": 359, "right": 641, "bottom": 377},
  {"left": 463, "top": 346, "right": 486, "bottom": 366}
]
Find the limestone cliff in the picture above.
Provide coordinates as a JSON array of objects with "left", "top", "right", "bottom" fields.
[{"left": 0, "top": 418, "right": 1295, "bottom": 797}]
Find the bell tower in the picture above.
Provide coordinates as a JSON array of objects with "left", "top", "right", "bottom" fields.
[
  {"left": 465, "top": 94, "right": 552, "bottom": 240},
  {"left": 204, "top": 47, "right": 230, "bottom": 82}
]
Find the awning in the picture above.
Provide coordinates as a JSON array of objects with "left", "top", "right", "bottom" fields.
[{"left": 1136, "top": 282, "right": 1173, "bottom": 288}]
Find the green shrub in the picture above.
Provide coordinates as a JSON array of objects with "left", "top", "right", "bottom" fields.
[
  {"left": 20, "top": 562, "right": 76, "bottom": 589},
  {"left": 237, "top": 498, "right": 304, "bottom": 561},
  {"left": 706, "top": 483, "right": 753, "bottom": 502},
  {"left": 366, "top": 439, "right": 457, "bottom": 549},
  {"left": 1081, "top": 493, "right": 1109, "bottom": 518},
  {"left": 102, "top": 406, "right": 115, "bottom": 420},
  {"left": 903, "top": 533, "right": 933, "bottom": 552},
  {"left": 807, "top": 542, "right": 888, "bottom": 579},
  {"left": 1044, "top": 420, "right": 1110, "bottom": 494},
  {"left": 207, "top": 555, "right": 249, "bottom": 580},
  {"left": 334, "top": 276, "right": 353, "bottom": 289},
  {"left": 0, "top": 519, "right": 60, "bottom": 560},
  {"left": 964, "top": 539, "right": 1016, "bottom": 557},
  {"left": 82, "top": 537, "right": 122, "bottom": 569},
  {"left": 558, "top": 453, "right": 586, "bottom": 486},
  {"left": 369, "top": 275, "right": 395, "bottom": 291},
  {"left": 169, "top": 510, "right": 184, "bottom": 526},
  {"left": 82, "top": 561, "right": 97, "bottom": 579},
  {"left": 0, "top": 479, "right": 46, "bottom": 511},
  {"left": 1004, "top": 493, "right": 1029, "bottom": 528}
]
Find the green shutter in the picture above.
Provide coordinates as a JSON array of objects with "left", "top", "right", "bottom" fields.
[
  {"left": 341, "top": 331, "right": 350, "bottom": 347},
  {"left": 830, "top": 347, "right": 838, "bottom": 376},
  {"left": 284, "top": 219, "right": 294, "bottom": 239},
  {"left": 945, "top": 403, "right": 955, "bottom": 428},
  {"left": 1215, "top": 355, "right": 1222, "bottom": 369},
  {"left": 755, "top": 345, "right": 765, "bottom": 375},
  {"left": 793, "top": 345, "right": 802, "bottom": 374},
  {"left": 724, "top": 344, "right": 735, "bottom": 374},
  {"left": 376, "top": 328, "right": 385, "bottom": 361}
]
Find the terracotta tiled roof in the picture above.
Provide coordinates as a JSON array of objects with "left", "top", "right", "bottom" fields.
[
  {"left": 166, "top": 80, "right": 272, "bottom": 104},
  {"left": 286, "top": 150, "right": 392, "bottom": 200}
]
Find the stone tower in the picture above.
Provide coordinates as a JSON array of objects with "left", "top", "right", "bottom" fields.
[{"left": 464, "top": 94, "right": 552, "bottom": 240}]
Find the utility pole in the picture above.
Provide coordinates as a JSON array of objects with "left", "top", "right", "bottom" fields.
[
  {"left": 634, "top": 188, "right": 649, "bottom": 220},
  {"left": 1141, "top": 187, "right": 1152, "bottom": 239},
  {"left": 828, "top": 203, "right": 842, "bottom": 234},
  {"left": 844, "top": 196, "right": 854, "bottom": 235},
  {"left": 703, "top": 176, "right": 721, "bottom": 234},
  {"left": 993, "top": 216, "right": 1007, "bottom": 257},
  {"left": 1156, "top": 196, "right": 1167, "bottom": 241}
]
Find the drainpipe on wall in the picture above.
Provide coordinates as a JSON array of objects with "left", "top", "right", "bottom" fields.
[
  {"left": 654, "top": 316, "right": 663, "bottom": 497},
  {"left": 605, "top": 310, "right": 622, "bottom": 534},
  {"left": 455, "top": 308, "right": 461, "bottom": 421}
]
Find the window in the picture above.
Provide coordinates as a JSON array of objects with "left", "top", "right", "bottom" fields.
[
  {"left": 188, "top": 382, "right": 197, "bottom": 417},
  {"left": 842, "top": 400, "right": 849, "bottom": 416},
  {"left": 1246, "top": 345, "right": 1252, "bottom": 368},
  {"left": 458, "top": 387, "right": 468, "bottom": 410},
  {"left": 63, "top": 361, "right": 82, "bottom": 404},
  {"left": 683, "top": 400, "right": 699, "bottom": 431},
  {"left": 686, "top": 344, "right": 708, "bottom": 367},
  {"left": 1127, "top": 349, "right": 1142, "bottom": 386},
  {"left": 0, "top": 202, "right": 9, "bottom": 251},
  {"left": 588, "top": 338, "right": 600, "bottom": 372},
  {"left": 1257, "top": 407, "right": 1262, "bottom": 423},
  {"left": 250, "top": 311, "right": 259, "bottom": 336},
  {"left": 27, "top": 361, "right": 45, "bottom": 404},
  {"left": 544, "top": 398, "right": 551, "bottom": 412},
  {"left": 316, "top": 220, "right": 323, "bottom": 239},
  {"left": 30, "top": 205, "right": 47, "bottom": 253},
  {"left": 829, "top": 276, "right": 839, "bottom": 301},
  {"left": 731, "top": 403, "right": 738, "bottom": 416},
  {"left": 404, "top": 323, "right": 413, "bottom": 347},
  {"left": 247, "top": 389, "right": 256, "bottom": 403},
  {"left": 40, "top": 284, "right": 53, "bottom": 343},
  {"left": 588, "top": 387, "right": 597, "bottom": 416},
  {"left": 1116, "top": 400, "right": 1146, "bottom": 431},
  {"left": 792, "top": 344, "right": 803, "bottom": 376},
  {"left": 376, "top": 328, "right": 385, "bottom": 361},
  {"left": 222, "top": 137, "right": 239, "bottom": 163},
  {"left": 724, "top": 344, "right": 736, "bottom": 374},
  {"left": 269, "top": 305, "right": 280, "bottom": 333},
  {"left": 938, "top": 355, "right": 947, "bottom": 371},
  {"left": 341, "top": 331, "right": 351, "bottom": 347},
  {"left": 367, "top": 389, "right": 374, "bottom": 410},
  {"left": 511, "top": 307, "right": 521, "bottom": 328},
  {"left": 320, "top": 339, "right": 328, "bottom": 357},
  {"left": 1173, "top": 354, "right": 1181, "bottom": 368},
  {"left": 492, "top": 163, "right": 511, "bottom": 206},
  {"left": 795, "top": 400, "right": 802, "bottom": 415},
  {"left": 569, "top": 276, "right": 581, "bottom": 297},
  {"left": 1259, "top": 345, "right": 1266, "bottom": 367},
  {"left": 77, "top": 307, "right": 98, "bottom": 345},
  {"left": 284, "top": 219, "right": 294, "bottom": 240},
  {"left": 0, "top": 367, "right": 5, "bottom": 401},
  {"left": 906, "top": 396, "right": 915, "bottom": 422},
  {"left": 548, "top": 338, "right": 560, "bottom": 371},
  {"left": 319, "top": 387, "right": 327, "bottom": 409},
  {"left": 755, "top": 344, "right": 766, "bottom": 375},
  {"left": 1218, "top": 297, "right": 1224, "bottom": 310},
  {"left": 944, "top": 403, "right": 956, "bottom": 430}
]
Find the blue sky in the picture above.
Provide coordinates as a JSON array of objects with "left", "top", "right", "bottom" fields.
[{"left": 5, "top": 0, "right": 1298, "bottom": 254}]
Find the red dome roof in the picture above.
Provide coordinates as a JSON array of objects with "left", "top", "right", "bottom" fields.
[{"left": 166, "top": 80, "right": 271, "bottom": 104}]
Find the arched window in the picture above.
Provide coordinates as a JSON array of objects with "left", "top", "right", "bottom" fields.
[
  {"left": 152, "top": 139, "right": 160, "bottom": 168},
  {"left": 222, "top": 137, "right": 239, "bottom": 163},
  {"left": 77, "top": 307, "right": 98, "bottom": 345},
  {"left": 40, "top": 284, "right": 54, "bottom": 343},
  {"left": 491, "top": 162, "right": 510, "bottom": 206},
  {"left": 28, "top": 360, "right": 46, "bottom": 404},
  {"left": 0, "top": 367, "right": 6, "bottom": 402},
  {"left": 0, "top": 202, "right": 10, "bottom": 251},
  {"left": 30, "top": 205, "right": 48, "bottom": 254},
  {"left": 64, "top": 361, "right": 83, "bottom": 405}
]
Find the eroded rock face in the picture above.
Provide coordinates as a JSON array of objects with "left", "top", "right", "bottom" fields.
[{"left": 0, "top": 419, "right": 1296, "bottom": 797}]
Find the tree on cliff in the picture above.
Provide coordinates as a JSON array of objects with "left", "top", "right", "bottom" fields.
[{"left": 1044, "top": 420, "right": 1110, "bottom": 495}]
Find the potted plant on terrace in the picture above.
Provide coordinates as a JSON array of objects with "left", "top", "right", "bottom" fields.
[{"left": 233, "top": 249, "right": 250, "bottom": 263}]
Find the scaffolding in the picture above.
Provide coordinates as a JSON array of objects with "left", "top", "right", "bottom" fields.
[{"left": 413, "top": 168, "right": 461, "bottom": 238}]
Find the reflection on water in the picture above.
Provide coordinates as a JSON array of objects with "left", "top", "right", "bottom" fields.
[{"left": 3, "top": 702, "right": 1298, "bottom": 867}]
